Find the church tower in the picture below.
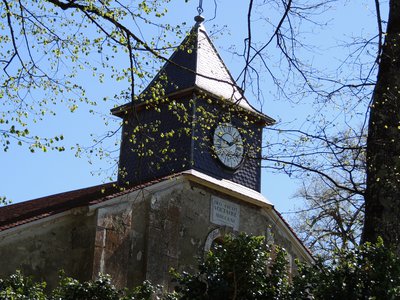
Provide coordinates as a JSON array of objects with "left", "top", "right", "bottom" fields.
[
  {"left": 112, "top": 15, "right": 274, "bottom": 192},
  {"left": 106, "top": 16, "right": 311, "bottom": 287},
  {"left": 0, "top": 14, "right": 312, "bottom": 291}
]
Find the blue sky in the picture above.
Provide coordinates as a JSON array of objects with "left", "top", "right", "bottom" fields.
[{"left": 0, "top": 0, "right": 378, "bottom": 215}]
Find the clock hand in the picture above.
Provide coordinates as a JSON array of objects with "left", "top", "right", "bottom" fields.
[
  {"left": 218, "top": 135, "right": 232, "bottom": 147},
  {"left": 231, "top": 136, "right": 243, "bottom": 146}
]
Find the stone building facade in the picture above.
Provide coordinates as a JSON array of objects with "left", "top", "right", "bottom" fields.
[{"left": 0, "top": 15, "right": 313, "bottom": 289}]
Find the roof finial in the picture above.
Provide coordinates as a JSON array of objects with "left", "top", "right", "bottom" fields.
[
  {"left": 197, "top": 0, "right": 204, "bottom": 15},
  {"left": 194, "top": 0, "right": 205, "bottom": 23}
]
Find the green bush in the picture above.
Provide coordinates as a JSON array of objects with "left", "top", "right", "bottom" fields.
[
  {"left": 50, "top": 273, "right": 122, "bottom": 300},
  {"left": 0, "top": 270, "right": 46, "bottom": 300},
  {"left": 1, "top": 235, "right": 400, "bottom": 299},
  {"left": 292, "top": 237, "right": 400, "bottom": 299},
  {"left": 171, "top": 234, "right": 291, "bottom": 299}
]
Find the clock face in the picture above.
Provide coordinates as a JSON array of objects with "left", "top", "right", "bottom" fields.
[{"left": 213, "top": 123, "right": 244, "bottom": 169}]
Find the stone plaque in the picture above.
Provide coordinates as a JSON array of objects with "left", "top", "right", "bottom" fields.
[{"left": 210, "top": 196, "right": 240, "bottom": 230}]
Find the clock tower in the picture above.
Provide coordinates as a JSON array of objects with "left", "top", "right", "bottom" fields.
[
  {"left": 112, "top": 15, "right": 274, "bottom": 192},
  {"left": 0, "top": 14, "right": 313, "bottom": 290}
]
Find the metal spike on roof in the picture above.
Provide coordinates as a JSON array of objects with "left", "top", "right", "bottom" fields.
[{"left": 196, "top": 0, "right": 204, "bottom": 16}]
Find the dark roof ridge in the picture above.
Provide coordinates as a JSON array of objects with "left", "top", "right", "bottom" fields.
[
  {"left": 0, "top": 182, "right": 117, "bottom": 231},
  {"left": 0, "top": 172, "right": 190, "bottom": 232}
]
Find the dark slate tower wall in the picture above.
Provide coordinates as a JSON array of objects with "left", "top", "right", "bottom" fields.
[
  {"left": 192, "top": 97, "right": 263, "bottom": 191},
  {"left": 117, "top": 99, "right": 194, "bottom": 186}
]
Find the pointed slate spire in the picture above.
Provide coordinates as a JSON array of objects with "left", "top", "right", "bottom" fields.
[
  {"left": 112, "top": 16, "right": 273, "bottom": 123},
  {"left": 138, "top": 16, "right": 269, "bottom": 118}
]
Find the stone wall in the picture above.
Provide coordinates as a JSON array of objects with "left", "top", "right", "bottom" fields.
[
  {"left": 0, "top": 176, "right": 310, "bottom": 290},
  {"left": 123, "top": 179, "right": 308, "bottom": 288},
  {"left": 0, "top": 209, "right": 96, "bottom": 288}
]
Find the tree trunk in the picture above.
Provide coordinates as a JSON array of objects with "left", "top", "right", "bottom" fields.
[{"left": 363, "top": 0, "right": 400, "bottom": 250}]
